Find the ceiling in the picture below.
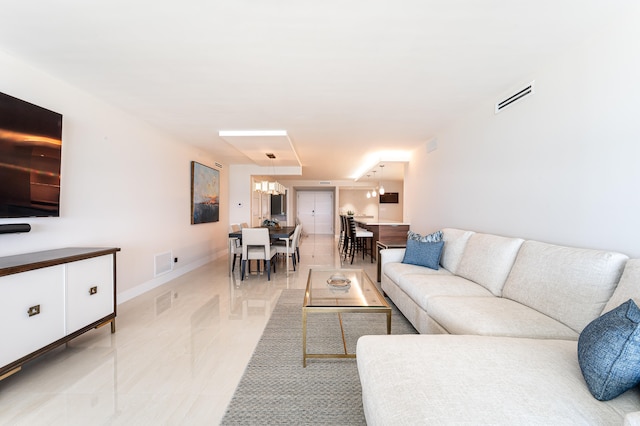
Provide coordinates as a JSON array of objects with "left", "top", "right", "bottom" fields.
[{"left": 0, "top": 1, "right": 633, "bottom": 182}]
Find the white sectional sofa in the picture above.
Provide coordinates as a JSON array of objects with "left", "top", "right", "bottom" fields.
[{"left": 356, "top": 228, "right": 640, "bottom": 425}]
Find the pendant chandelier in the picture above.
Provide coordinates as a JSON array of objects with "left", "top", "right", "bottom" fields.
[
  {"left": 378, "top": 164, "right": 385, "bottom": 195},
  {"left": 254, "top": 180, "right": 285, "bottom": 195},
  {"left": 366, "top": 171, "right": 378, "bottom": 199},
  {"left": 254, "top": 153, "right": 285, "bottom": 195},
  {"left": 365, "top": 165, "right": 387, "bottom": 199}
]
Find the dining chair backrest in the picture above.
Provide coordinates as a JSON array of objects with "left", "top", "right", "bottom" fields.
[
  {"left": 229, "top": 224, "right": 242, "bottom": 252},
  {"left": 291, "top": 224, "right": 302, "bottom": 249},
  {"left": 240, "top": 222, "right": 250, "bottom": 228},
  {"left": 346, "top": 215, "right": 356, "bottom": 239},
  {"left": 241, "top": 228, "right": 271, "bottom": 258}
]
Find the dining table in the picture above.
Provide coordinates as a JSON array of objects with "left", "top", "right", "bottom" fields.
[{"left": 228, "top": 226, "right": 297, "bottom": 277}]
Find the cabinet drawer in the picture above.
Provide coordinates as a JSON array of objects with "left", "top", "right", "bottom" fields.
[
  {"left": 66, "top": 255, "right": 114, "bottom": 334},
  {"left": 0, "top": 266, "right": 65, "bottom": 367}
]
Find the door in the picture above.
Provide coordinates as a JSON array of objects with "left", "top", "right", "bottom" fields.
[
  {"left": 251, "top": 189, "right": 270, "bottom": 227},
  {"left": 297, "top": 191, "right": 333, "bottom": 235},
  {"left": 251, "top": 188, "right": 261, "bottom": 227}
]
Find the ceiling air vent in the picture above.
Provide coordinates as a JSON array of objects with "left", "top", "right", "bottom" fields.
[{"left": 495, "top": 81, "right": 535, "bottom": 114}]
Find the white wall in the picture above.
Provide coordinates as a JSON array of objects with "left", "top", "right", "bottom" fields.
[
  {"left": 405, "top": 11, "right": 640, "bottom": 257},
  {"left": 339, "top": 189, "right": 378, "bottom": 219},
  {"left": 228, "top": 164, "right": 257, "bottom": 226},
  {"left": 377, "top": 180, "right": 403, "bottom": 222},
  {"left": 338, "top": 181, "right": 404, "bottom": 222},
  {"left": 0, "top": 49, "right": 229, "bottom": 301}
]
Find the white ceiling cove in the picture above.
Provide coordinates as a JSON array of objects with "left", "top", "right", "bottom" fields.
[{"left": 0, "top": 1, "right": 635, "bottom": 181}]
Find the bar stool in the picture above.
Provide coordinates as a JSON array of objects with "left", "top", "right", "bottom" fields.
[
  {"left": 338, "top": 215, "right": 346, "bottom": 251},
  {"left": 344, "top": 216, "right": 374, "bottom": 264},
  {"left": 342, "top": 216, "right": 354, "bottom": 260},
  {"left": 355, "top": 223, "right": 374, "bottom": 263}
]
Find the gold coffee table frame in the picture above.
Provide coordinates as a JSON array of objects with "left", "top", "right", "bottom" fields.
[{"left": 302, "top": 268, "right": 391, "bottom": 367}]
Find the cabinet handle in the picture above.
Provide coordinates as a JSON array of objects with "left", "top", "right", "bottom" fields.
[
  {"left": 27, "top": 305, "right": 41, "bottom": 317},
  {"left": 89, "top": 286, "right": 98, "bottom": 295}
]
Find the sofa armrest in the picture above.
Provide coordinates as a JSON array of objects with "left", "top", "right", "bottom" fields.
[{"left": 380, "top": 248, "right": 405, "bottom": 267}]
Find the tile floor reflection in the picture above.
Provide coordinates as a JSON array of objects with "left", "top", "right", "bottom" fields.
[{"left": 0, "top": 234, "right": 378, "bottom": 425}]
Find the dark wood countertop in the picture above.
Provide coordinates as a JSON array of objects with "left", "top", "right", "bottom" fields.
[{"left": 0, "top": 247, "right": 121, "bottom": 277}]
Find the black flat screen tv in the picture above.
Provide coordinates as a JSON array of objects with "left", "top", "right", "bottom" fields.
[
  {"left": 0, "top": 92, "right": 62, "bottom": 218},
  {"left": 379, "top": 192, "right": 399, "bottom": 204}
]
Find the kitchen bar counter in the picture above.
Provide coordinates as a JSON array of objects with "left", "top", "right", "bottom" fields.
[
  {"left": 354, "top": 219, "right": 410, "bottom": 261},
  {"left": 355, "top": 219, "right": 410, "bottom": 226}
]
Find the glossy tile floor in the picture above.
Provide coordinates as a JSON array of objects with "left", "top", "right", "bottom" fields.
[{"left": 0, "top": 234, "right": 378, "bottom": 425}]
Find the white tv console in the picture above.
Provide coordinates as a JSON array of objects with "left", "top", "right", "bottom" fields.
[{"left": 0, "top": 247, "right": 120, "bottom": 380}]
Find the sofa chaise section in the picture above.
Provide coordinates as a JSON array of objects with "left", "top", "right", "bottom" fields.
[{"left": 357, "top": 334, "right": 640, "bottom": 425}]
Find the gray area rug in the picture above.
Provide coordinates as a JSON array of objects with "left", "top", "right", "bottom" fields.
[{"left": 221, "top": 288, "right": 417, "bottom": 425}]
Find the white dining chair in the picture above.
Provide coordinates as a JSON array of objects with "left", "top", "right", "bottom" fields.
[
  {"left": 241, "top": 228, "right": 277, "bottom": 280},
  {"left": 229, "top": 224, "right": 242, "bottom": 273},
  {"left": 274, "top": 224, "right": 302, "bottom": 271}
]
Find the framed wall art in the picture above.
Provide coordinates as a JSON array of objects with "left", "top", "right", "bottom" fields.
[{"left": 190, "top": 161, "right": 220, "bottom": 224}]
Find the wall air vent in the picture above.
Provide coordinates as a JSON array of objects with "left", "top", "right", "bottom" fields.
[
  {"left": 214, "top": 162, "right": 223, "bottom": 169},
  {"left": 154, "top": 251, "right": 173, "bottom": 277},
  {"left": 319, "top": 181, "right": 331, "bottom": 185},
  {"left": 495, "top": 81, "right": 535, "bottom": 114}
]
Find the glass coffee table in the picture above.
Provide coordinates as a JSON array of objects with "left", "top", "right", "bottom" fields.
[{"left": 302, "top": 268, "right": 391, "bottom": 367}]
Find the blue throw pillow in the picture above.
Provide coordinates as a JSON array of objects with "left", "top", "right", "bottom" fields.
[
  {"left": 577, "top": 299, "right": 640, "bottom": 401},
  {"left": 401, "top": 239, "right": 444, "bottom": 270}
]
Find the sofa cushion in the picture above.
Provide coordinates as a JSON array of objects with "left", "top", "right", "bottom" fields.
[
  {"left": 455, "top": 233, "right": 524, "bottom": 296},
  {"left": 502, "top": 240, "right": 628, "bottom": 333},
  {"left": 426, "top": 296, "right": 578, "bottom": 339},
  {"left": 578, "top": 299, "right": 640, "bottom": 401},
  {"left": 604, "top": 259, "right": 640, "bottom": 314},
  {"left": 380, "top": 279, "right": 451, "bottom": 334},
  {"left": 396, "top": 275, "right": 493, "bottom": 312},
  {"left": 439, "top": 228, "right": 474, "bottom": 273},
  {"left": 357, "top": 335, "right": 640, "bottom": 425},
  {"left": 383, "top": 261, "right": 451, "bottom": 285},
  {"left": 625, "top": 411, "right": 640, "bottom": 425},
  {"left": 402, "top": 240, "right": 444, "bottom": 270}
]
